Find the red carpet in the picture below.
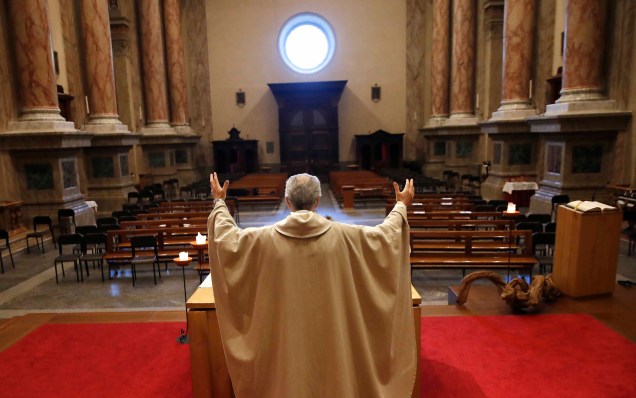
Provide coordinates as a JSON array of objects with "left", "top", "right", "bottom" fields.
[
  {"left": 420, "top": 314, "right": 636, "bottom": 398},
  {"left": 0, "top": 322, "right": 191, "bottom": 398}
]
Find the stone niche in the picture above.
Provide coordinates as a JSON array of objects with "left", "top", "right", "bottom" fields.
[{"left": 14, "top": 150, "right": 92, "bottom": 226}]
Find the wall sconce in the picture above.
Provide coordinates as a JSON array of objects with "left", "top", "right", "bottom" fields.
[
  {"left": 236, "top": 89, "right": 245, "bottom": 107},
  {"left": 371, "top": 84, "right": 381, "bottom": 102}
]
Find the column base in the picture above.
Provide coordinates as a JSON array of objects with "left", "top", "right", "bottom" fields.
[
  {"left": 141, "top": 123, "right": 176, "bottom": 135},
  {"left": 490, "top": 104, "right": 536, "bottom": 120},
  {"left": 425, "top": 116, "right": 449, "bottom": 128},
  {"left": 83, "top": 120, "right": 131, "bottom": 134},
  {"left": 446, "top": 114, "right": 479, "bottom": 126},
  {"left": 546, "top": 99, "right": 617, "bottom": 115},
  {"left": 172, "top": 124, "right": 197, "bottom": 136},
  {"left": 19, "top": 108, "right": 66, "bottom": 122},
  {"left": 8, "top": 119, "right": 77, "bottom": 133}
]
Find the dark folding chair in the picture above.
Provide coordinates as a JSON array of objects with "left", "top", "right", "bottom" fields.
[
  {"left": 515, "top": 222, "right": 543, "bottom": 234},
  {"left": 488, "top": 200, "right": 508, "bottom": 208},
  {"left": 57, "top": 208, "right": 76, "bottom": 235},
  {"left": 54, "top": 234, "right": 85, "bottom": 283},
  {"left": 76, "top": 225, "right": 100, "bottom": 236},
  {"left": 112, "top": 210, "right": 131, "bottom": 222},
  {"left": 122, "top": 203, "right": 142, "bottom": 213},
  {"left": 99, "top": 224, "right": 120, "bottom": 235},
  {"left": 129, "top": 235, "right": 161, "bottom": 287},
  {"left": 527, "top": 213, "right": 552, "bottom": 224},
  {"left": 97, "top": 217, "right": 118, "bottom": 229},
  {"left": 544, "top": 222, "right": 557, "bottom": 233},
  {"left": 532, "top": 232, "right": 556, "bottom": 274},
  {"left": 0, "top": 229, "right": 15, "bottom": 273},
  {"left": 551, "top": 194, "right": 570, "bottom": 220},
  {"left": 26, "top": 216, "right": 56, "bottom": 253},
  {"left": 81, "top": 233, "right": 107, "bottom": 282},
  {"left": 127, "top": 191, "right": 141, "bottom": 204}
]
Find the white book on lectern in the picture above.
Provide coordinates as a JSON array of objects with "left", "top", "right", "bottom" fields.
[{"left": 566, "top": 200, "right": 617, "bottom": 213}]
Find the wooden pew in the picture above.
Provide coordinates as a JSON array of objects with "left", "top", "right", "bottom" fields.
[
  {"left": 407, "top": 211, "right": 504, "bottom": 220},
  {"left": 136, "top": 211, "right": 211, "bottom": 221},
  {"left": 148, "top": 206, "right": 214, "bottom": 213},
  {"left": 409, "top": 218, "right": 513, "bottom": 231},
  {"left": 228, "top": 173, "right": 287, "bottom": 209},
  {"left": 409, "top": 229, "right": 537, "bottom": 277},
  {"left": 119, "top": 218, "right": 209, "bottom": 230},
  {"left": 329, "top": 171, "right": 392, "bottom": 208},
  {"left": 103, "top": 226, "right": 209, "bottom": 266},
  {"left": 386, "top": 202, "right": 474, "bottom": 215}
]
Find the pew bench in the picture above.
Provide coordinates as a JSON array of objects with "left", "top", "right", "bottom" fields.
[
  {"left": 409, "top": 218, "right": 513, "bottom": 231},
  {"left": 103, "top": 226, "right": 209, "bottom": 269},
  {"left": 409, "top": 229, "right": 537, "bottom": 278}
]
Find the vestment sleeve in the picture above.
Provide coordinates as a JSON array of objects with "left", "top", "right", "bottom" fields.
[{"left": 207, "top": 200, "right": 242, "bottom": 253}]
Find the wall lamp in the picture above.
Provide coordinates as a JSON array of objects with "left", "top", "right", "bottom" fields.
[
  {"left": 371, "top": 84, "right": 381, "bottom": 102},
  {"left": 236, "top": 89, "right": 245, "bottom": 107}
]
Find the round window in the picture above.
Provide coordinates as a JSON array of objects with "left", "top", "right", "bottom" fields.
[{"left": 278, "top": 13, "right": 336, "bottom": 74}]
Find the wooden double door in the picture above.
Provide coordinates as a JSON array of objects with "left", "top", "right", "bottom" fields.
[
  {"left": 269, "top": 81, "right": 346, "bottom": 180},
  {"left": 280, "top": 107, "right": 338, "bottom": 178}
]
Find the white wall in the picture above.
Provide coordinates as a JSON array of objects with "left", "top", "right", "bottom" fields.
[{"left": 205, "top": 0, "right": 406, "bottom": 164}]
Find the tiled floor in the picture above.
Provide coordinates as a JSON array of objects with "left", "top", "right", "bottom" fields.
[{"left": 1, "top": 185, "right": 636, "bottom": 325}]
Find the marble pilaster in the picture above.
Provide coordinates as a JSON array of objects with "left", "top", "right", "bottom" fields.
[
  {"left": 430, "top": 0, "right": 450, "bottom": 121},
  {"left": 547, "top": 0, "right": 613, "bottom": 113},
  {"left": 7, "top": 0, "right": 64, "bottom": 123},
  {"left": 449, "top": 0, "right": 475, "bottom": 119},
  {"left": 138, "top": 0, "right": 172, "bottom": 132},
  {"left": 560, "top": 0, "right": 607, "bottom": 101},
  {"left": 80, "top": 1, "right": 116, "bottom": 123},
  {"left": 164, "top": 0, "right": 192, "bottom": 132},
  {"left": 491, "top": 0, "right": 537, "bottom": 120},
  {"left": 80, "top": 0, "right": 129, "bottom": 134}
]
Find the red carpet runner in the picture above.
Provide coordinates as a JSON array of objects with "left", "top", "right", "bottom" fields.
[
  {"left": 2, "top": 315, "right": 635, "bottom": 397},
  {"left": 420, "top": 314, "right": 636, "bottom": 398},
  {"left": 0, "top": 322, "right": 191, "bottom": 398}
]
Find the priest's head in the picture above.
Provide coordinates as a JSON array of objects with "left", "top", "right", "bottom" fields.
[{"left": 285, "top": 173, "right": 322, "bottom": 212}]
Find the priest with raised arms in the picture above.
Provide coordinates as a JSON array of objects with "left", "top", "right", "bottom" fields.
[{"left": 208, "top": 172, "right": 416, "bottom": 397}]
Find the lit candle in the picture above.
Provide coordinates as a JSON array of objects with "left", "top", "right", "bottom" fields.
[
  {"left": 506, "top": 203, "right": 516, "bottom": 213},
  {"left": 179, "top": 251, "right": 188, "bottom": 261},
  {"left": 196, "top": 232, "right": 206, "bottom": 245}
]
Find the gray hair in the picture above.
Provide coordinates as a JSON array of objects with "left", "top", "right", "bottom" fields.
[{"left": 285, "top": 173, "right": 322, "bottom": 210}]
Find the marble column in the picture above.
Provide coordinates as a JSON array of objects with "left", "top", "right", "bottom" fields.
[
  {"left": 7, "top": 0, "right": 63, "bottom": 122},
  {"left": 80, "top": 0, "right": 129, "bottom": 132},
  {"left": 492, "top": 0, "right": 536, "bottom": 119},
  {"left": 449, "top": 0, "right": 475, "bottom": 118},
  {"left": 163, "top": 0, "right": 192, "bottom": 133},
  {"left": 138, "top": 0, "right": 172, "bottom": 131},
  {"left": 559, "top": 0, "right": 608, "bottom": 103},
  {"left": 430, "top": 0, "right": 450, "bottom": 121}
]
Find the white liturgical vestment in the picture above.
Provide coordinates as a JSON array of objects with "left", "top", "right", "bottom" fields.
[{"left": 208, "top": 200, "right": 416, "bottom": 398}]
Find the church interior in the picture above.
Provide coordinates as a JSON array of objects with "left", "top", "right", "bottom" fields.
[{"left": 1, "top": 0, "right": 636, "bottom": 396}]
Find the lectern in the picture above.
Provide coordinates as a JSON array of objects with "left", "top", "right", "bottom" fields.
[{"left": 553, "top": 206, "right": 622, "bottom": 297}]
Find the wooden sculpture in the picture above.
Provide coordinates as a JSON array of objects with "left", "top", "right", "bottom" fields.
[{"left": 456, "top": 271, "right": 560, "bottom": 311}]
